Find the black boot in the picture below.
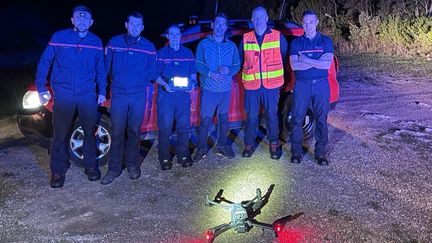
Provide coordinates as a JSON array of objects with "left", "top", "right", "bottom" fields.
[
  {"left": 269, "top": 141, "right": 282, "bottom": 160},
  {"left": 84, "top": 168, "right": 101, "bottom": 181},
  {"left": 160, "top": 159, "right": 173, "bottom": 171},
  {"left": 50, "top": 174, "right": 65, "bottom": 188}
]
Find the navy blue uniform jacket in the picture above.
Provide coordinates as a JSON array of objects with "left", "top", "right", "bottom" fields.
[
  {"left": 105, "top": 34, "right": 158, "bottom": 96},
  {"left": 35, "top": 28, "right": 106, "bottom": 97}
]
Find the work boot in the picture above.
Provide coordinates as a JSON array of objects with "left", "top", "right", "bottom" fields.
[
  {"left": 84, "top": 168, "right": 101, "bottom": 181},
  {"left": 290, "top": 154, "right": 302, "bottom": 164},
  {"left": 315, "top": 155, "right": 329, "bottom": 166},
  {"left": 242, "top": 144, "right": 255, "bottom": 158},
  {"left": 216, "top": 146, "right": 235, "bottom": 159},
  {"left": 192, "top": 150, "right": 207, "bottom": 162},
  {"left": 160, "top": 159, "right": 173, "bottom": 171},
  {"left": 178, "top": 156, "right": 193, "bottom": 168},
  {"left": 50, "top": 174, "right": 65, "bottom": 188},
  {"left": 100, "top": 171, "right": 120, "bottom": 185},
  {"left": 127, "top": 167, "right": 141, "bottom": 180},
  {"left": 269, "top": 141, "right": 282, "bottom": 160}
]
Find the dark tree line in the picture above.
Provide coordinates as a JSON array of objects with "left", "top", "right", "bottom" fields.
[{"left": 203, "top": 0, "right": 432, "bottom": 56}]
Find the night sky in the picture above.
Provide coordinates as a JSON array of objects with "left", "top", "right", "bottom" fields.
[{"left": 1, "top": 0, "right": 206, "bottom": 51}]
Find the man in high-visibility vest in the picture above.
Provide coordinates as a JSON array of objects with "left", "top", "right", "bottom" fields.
[
  {"left": 289, "top": 10, "right": 334, "bottom": 165},
  {"left": 239, "top": 6, "right": 288, "bottom": 159}
]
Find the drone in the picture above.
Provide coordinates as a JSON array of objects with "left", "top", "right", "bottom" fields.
[{"left": 204, "top": 184, "right": 300, "bottom": 242}]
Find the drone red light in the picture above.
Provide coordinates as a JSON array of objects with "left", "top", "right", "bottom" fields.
[
  {"left": 274, "top": 223, "right": 283, "bottom": 232},
  {"left": 205, "top": 230, "right": 214, "bottom": 240}
]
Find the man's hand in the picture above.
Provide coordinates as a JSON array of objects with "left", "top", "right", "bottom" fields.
[
  {"left": 186, "top": 74, "right": 197, "bottom": 93},
  {"left": 298, "top": 53, "right": 308, "bottom": 63},
  {"left": 186, "top": 82, "right": 195, "bottom": 93},
  {"left": 97, "top": 95, "right": 106, "bottom": 105},
  {"left": 209, "top": 71, "right": 228, "bottom": 82},
  {"left": 218, "top": 66, "right": 230, "bottom": 75},
  {"left": 163, "top": 83, "right": 174, "bottom": 92},
  {"left": 38, "top": 91, "right": 51, "bottom": 105}
]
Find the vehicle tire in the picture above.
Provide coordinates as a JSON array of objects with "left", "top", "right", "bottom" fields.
[
  {"left": 280, "top": 94, "right": 315, "bottom": 142},
  {"left": 69, "top": 114, "right": 112, "bottom": 166}
]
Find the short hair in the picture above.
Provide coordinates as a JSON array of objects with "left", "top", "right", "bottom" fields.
[
  {"left": 72, "top": 5, "right": 92, "bottom": 17},
  {"left": 126, "top": 11, "right": 144, "bottom": 24},
  {"left": 251, "top": 6, "right": 267, "bottom": 17},
  {"left": 166, "top": 24, "right": 181, "bottom": 34},
  {"left": 213, "top": 12, "right": 228, "bottom": 22},
  {"left": 302, "top": 10, "right": 318, "bottom": 18}
]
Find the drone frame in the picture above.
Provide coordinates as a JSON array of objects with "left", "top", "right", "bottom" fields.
[{"left": 204, "top": 185, "right": 282, "bottom": 242}]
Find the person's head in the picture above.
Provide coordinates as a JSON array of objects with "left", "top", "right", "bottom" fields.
[
  {"left": 251, "top": 6, "right": 268, "bottom": 34},
  {"left": 166, "top": 25, "right": 182, "bottom": 50},
  {"left": 71, "top": 5, "right": 93, "bottom": 33},
  {"left": 125, "top": 12, "right": 144, "bottom": 38},
  {"left": 302, "top": 10, "right": 319, "bottom": 36},
  {"left": 211, "top": 13, "right": 228, "bottom": 39}
]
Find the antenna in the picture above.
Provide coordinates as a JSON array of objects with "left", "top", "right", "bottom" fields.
[
  {"left": 214, "top": 0, "right": 219, "bottom": 16},
  {"left": 278, "top": 0, "right": 287, "bottom": 20}
]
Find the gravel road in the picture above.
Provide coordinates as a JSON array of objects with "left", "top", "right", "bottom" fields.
[{"left": 1, "top": 55, "right": 431, "bottom": 242}]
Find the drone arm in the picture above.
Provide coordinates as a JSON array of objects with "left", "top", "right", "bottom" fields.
[
  {"left": 206, "top": 192, "right": 222, "bottom": 207},
  {"left": 206, "top": 199, "right": 220, "bottom": 207},
  {"left": 249, "top": 220, "right": 273, "bottom": 231},
  {"left": 207, "top": 223, "right": 232, "bottom": 242},
  {"left": 243, "top": 188, "right": 264, "bottom": 210}
]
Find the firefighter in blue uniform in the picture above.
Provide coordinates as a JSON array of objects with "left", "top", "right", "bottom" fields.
[
  {"left": 101, "top": 12, "right": 158, "bottom": 185},
  {"left": 154, "top": 25, "right": 197, "bottom": 170},
  {"left": 35, "top": 5, "right": 106, "bottom": 188},
  {"left": 289, "top": 10, "right": 334, "bottom": 165}
]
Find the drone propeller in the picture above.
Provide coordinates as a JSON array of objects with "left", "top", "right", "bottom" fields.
[
  {"left": 213, "top": 189, "right": 234, "bottom": 204},
  {"left": 214, "top": 189, "right": 224, "bottom": 202}
]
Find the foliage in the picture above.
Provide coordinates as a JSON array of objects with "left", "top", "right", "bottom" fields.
[
  {"left": 289, "top": 0, "right": 432, "bottom": 57},
  {"left": 349, "top": 12, "right": 380, "bottom": 52},
  {"left": 201, "top": 0, "right": 432, "bottom": 57}
]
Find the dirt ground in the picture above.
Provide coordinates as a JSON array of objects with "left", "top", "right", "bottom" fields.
[{"left": 1, "top": 54, "right": 431, "bottom": 242}]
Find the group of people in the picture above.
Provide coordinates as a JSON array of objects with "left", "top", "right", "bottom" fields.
[{"left": 35, "top": 5, "right": 334, "bottom": 188}]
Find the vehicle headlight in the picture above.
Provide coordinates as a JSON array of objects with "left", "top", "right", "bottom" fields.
[{"left": 22, "top": 91, "right": 42, "bottom": 109}]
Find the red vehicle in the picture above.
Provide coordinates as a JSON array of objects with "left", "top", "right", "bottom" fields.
[{"left": 17, "top": 19, "right": 339, "bottom": 164}]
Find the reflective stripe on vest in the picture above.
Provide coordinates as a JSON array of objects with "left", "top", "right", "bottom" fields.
[
  {"left": 242, "top": 69, "right": 284, "bottom": 81},
  {"left": 242, "top": 29, "right": 284, "bottom": 90},
  {"left": 243, "top": 41, "right": 281, "bottom": 51}
]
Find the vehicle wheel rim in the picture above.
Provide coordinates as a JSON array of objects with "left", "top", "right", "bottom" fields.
[
  {"left": 303, "top": 114, "right": 311, "bottom": 129},
  {"left": 69, "top": 125, "right": 111, "bottom": 160},
  {"left": 286, "top": 112, "right": 313, "bottom": 130}
]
